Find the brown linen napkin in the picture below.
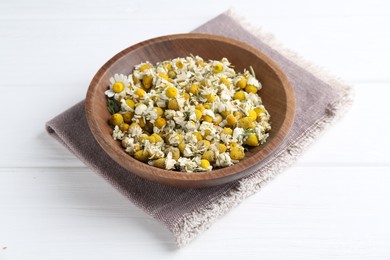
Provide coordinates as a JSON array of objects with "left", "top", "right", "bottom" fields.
[{"left": 45, "top": 10, "right": 353, "bottom": 246}]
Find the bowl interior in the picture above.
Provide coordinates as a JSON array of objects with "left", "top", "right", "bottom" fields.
[{"left": 86, "top": 34, "right": 294, "bottom": 188}]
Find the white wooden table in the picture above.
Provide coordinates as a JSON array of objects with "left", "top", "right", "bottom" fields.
[{"left": 1, "top": 0, "right": 390, "bottom": 259}]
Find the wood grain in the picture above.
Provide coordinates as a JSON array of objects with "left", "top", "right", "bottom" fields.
[{"left": 85, "top": 33, "right": 295, "bottom": 188}]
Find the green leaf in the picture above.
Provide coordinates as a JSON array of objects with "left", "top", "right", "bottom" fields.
[{"left": 107, "top": 97, "right": 121, "bottom": 114}]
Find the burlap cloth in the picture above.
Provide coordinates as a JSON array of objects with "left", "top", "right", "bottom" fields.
[{"left": 46, "top": 10, "right": 353, "bottom": 246}]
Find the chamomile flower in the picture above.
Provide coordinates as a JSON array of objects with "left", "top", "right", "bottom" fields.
[
  {"left": 112, "top": 125, "right": 125, "bottom": 140},
  {"left": 247, "top": 74, "right": 261, "bottom": 89},
  {"left": 105, "top": 56, "right": 271, "bottom": 172},
  {"left": 215, "top": 152, "right": 233, "bottom": 167},
  {"left": 105, "top": 74, "right": 130, "bottom": 98},
  {"left": 178, "top": 158, "right": 197, "bottom": 172},
  {"left": 165, "top": 152, "right": 177, "bottom": 170}
]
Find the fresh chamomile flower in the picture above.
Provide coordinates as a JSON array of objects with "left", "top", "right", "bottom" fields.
[{"left": 105, "top": 74, "right": 130, "bottom": 98}]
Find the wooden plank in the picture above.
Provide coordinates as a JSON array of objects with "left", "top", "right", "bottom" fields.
[{"left": 1, "top": 166, "right": 389, "bottom": 258}]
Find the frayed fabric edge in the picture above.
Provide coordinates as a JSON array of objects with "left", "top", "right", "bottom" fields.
[{"left": 172, "top": 10, "right": 354, "bottom": 247}]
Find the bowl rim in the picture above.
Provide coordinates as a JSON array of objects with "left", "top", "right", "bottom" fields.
[{"left": 86, "top": 33, "right": 295, "bottom": 187}]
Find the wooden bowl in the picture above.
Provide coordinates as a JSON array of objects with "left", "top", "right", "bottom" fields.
[{"left": 86, "top": 33, "right": 295, "bottom": 188}]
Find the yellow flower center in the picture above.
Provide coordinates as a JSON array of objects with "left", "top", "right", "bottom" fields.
[
  {"left": 125, "top": 99, "right": 135, "bottom": 109},
  {"left": 200, "top": 159, "right": 210, "bottom": 169},
  {"left": 194, "top": 109, "right": 202, "bottom": 120},
  {"left": 236, "top": 77, "right": 247, "bottom": 89},
  {"left": 109, "top": 113, "right": 124, "bottom": 126},
  {"left": 168, "top": 99, "right": 180, "bottom": 110},
  {"left": 165, "top": 87, "right": 178, "bottom": 98},
  {"left": 213, "top": 63, "right": 223, "bottom": 73},
  {"left": 248, "top": 110, "right": 257, "bottom": 121},
  {"left": 230, "top": 147, "right": 245, "bottom": 160},
  {"left": 193, "top": 132, "right": 203, "bottom": 141},
  {"left": 206, "top": 94, "right": 216, "bottom": 102},
  {"left": 134, "top": 89, "right": 145, "bottom": 99},
  {"left": 155, "top": 107, "right": 164, "bottom": 117},
  {"left": 226, "top": 114, "right": 237, "bottom": 126},
  {"left": 188, "top": 84, "right": 199, "bottom": 95},
  {"left": 155, "top": 118, "right": 167, "bottom": 128},
  {"left": 219, "top": 77, "right": 231, "bottom": 86},
  {"left": 233, "top": 91, "right": 246, "bottom": 101},
  {"left": 176, "top": 61, "right": 184, "bottom": 69},
  {"left": 245, "top": 85, "right": 258, "bottom": 94},
  {"left": 112, "top": 82, "right": 124, "bottom": 93},
  {"left": 139, "top": 63, "right": 152, "bottom": 72},
  {"left": 246, "top": 133, "right": 259, "bottom": 146}
]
